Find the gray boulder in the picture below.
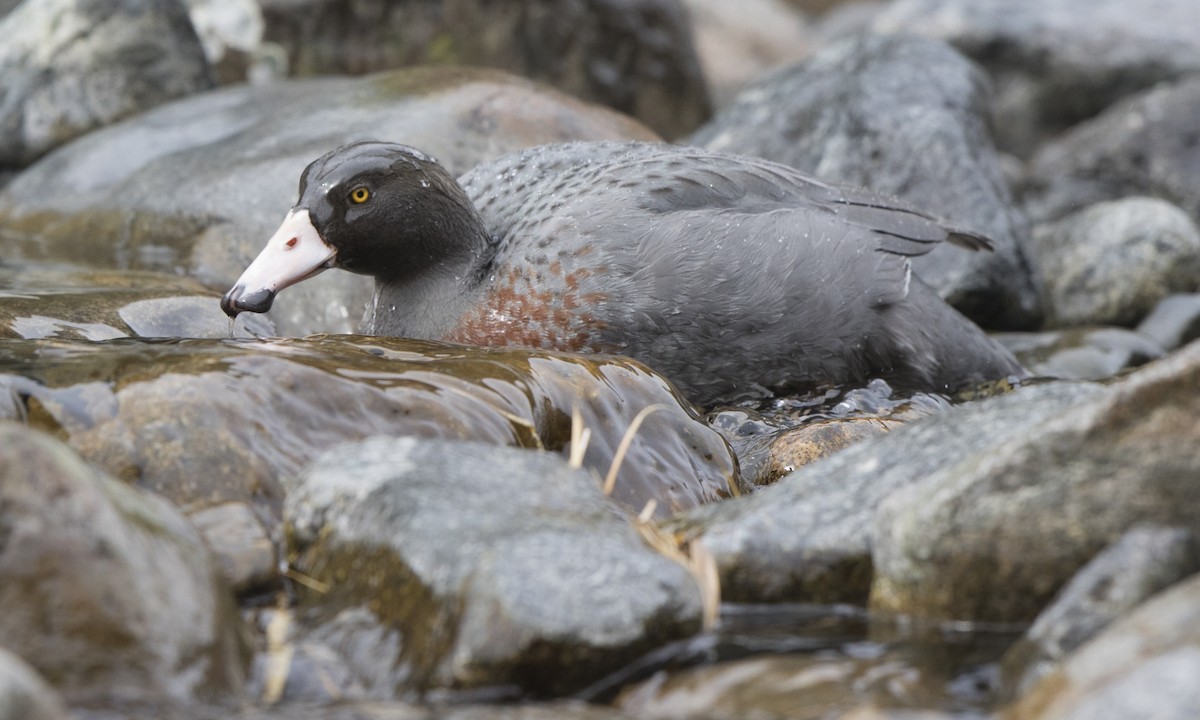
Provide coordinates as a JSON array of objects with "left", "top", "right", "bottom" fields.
[
  {"left": 0, "top": 67, "right": 657, "bottom": 336},
  {"left": 257, "top": 0, "right": 710, "bottom": 139},
  {"left": 0, "top": 0, "right": 214, "bottom": 170},
  {"left": 1030, "top": 197, "right": 1200, "bottom": 328},
  {"left": 871, "top": 340, "right": 1200, "bottom": 622},
  {"left": 871, "top": 0, "right": 1200, "bottom": 158},
  {"left": 675, "top": 380, "right": 1105, "bottom": 604},
  {"left": 285, "top": 437, "right": 704, "bottom": 696},
  {"left": 1004, "top": 573, "right": 1200, "bottom": 720},
  {"left": 1023, "top": 78, "right": 1200, "bottom": 227},
  {"left": 690, "top": 33, "right": 1042, "bottom": 329},
  {"left": 0, "top": 422, "right": 249, "bottom": 704},
  {"left": 0, "top": 647, "right": 68, "bottom": 720},
  {"left": 1001, "top": 526, "right": 1200, "bottom": 699}
]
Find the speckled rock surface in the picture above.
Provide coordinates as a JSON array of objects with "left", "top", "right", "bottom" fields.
[
  {"left": 1030, "top": 198, "right": 1200, "bottom": 327},
  {"left": 0, "top": 422, "right": 249, "bottom": 705},
  {"left": 285, "top": 437, "right": 703, "bottom": 696},
  {"left": 0, "top": 0, "right": 213, "bottom": 170}
]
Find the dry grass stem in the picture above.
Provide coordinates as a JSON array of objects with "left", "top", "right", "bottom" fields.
[
  {"left": 633, "top": 508, "right": 721, "bottom": 632},
  {"left": 568, "top": 404, "right": 592, "bottom": 469},
  {"left": 603, "top": 403, "right": 666, "bottom": 495},
  {"left": 285, "top": 568, "right": 330, "bottom": 594},
  {"left": 262, "top": 594, "right": 295, "bottom": 704}
]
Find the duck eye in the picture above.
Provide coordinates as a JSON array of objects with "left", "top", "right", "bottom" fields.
[{"left": 349, "top": 186, "right": 370, "bottom": 204}]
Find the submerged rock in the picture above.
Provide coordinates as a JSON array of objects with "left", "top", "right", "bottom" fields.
[
  {"left": 0, "top": 0, "right": 214, "bottom": 171},
  {"left": 871, "top": 341, "right": 1200, "bottom": 622},
  {"left": 0, "top": 422, "right": 249, "bottom": 705},
  {"left": 0, "top": 264, "right": 271, "bottom": 340},
  {"left": 691, "top": 34, "right": 1042, "bottom": 330},
  {"left": 0, "top": 66, "right": 657, "bottom": 335},
  {"left": 188, "top": 501, "right": 278, "bottom": 597},
  {"left": 0, "top": 335, "right": 734, "bottom": 519},
  {"left": 285, "top": 437, "right": 703, "bottom": 697}
]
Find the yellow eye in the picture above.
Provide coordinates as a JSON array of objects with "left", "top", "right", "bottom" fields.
[{"left": 349, "top": 186, "right": 370, "bottom": 204}]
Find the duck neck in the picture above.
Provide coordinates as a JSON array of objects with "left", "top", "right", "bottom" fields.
[{"left": 365, "top": 217, "right": 499, "bottom": 339}]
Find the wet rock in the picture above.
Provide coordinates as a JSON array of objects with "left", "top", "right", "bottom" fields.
[
  {"left": 754, "top": 418, "right": 900, "bottom": 486},
  {"left": 69, "top": 699, "right": 629, "bottom": 720},
  {"left": 189, "top": 501, "right": 278, "bottom": 596},
  {"left": 871, "top": 0, "right": 1200, "bottom": 158},
  {"left": 1022, "top": 78, "right": 1200, "bottom": 226},
  {"left": 436, "top": 705, "right": 633, "bottom": 720},
  {"left": 0, "top": 264, "right": 271, "bottom": 340},
  {"left": 836, "top": 708, "right": 962, "bottom": 720},
  {"left": 1000, "top": 526, "right": 1200, "bottom": 699},
  {"left": 257, "top": 0, "right": 710, "bottom": 139},
  {"left": 0, "top": 67, "right": 656, "bottom": 335},
  {"left": 675, "top": 380, "right": 1105, "bottom": 604},
  {"left": 1137, "top": 293, "right": 1200, "bottom": 352},
  {"left": 617, "top": 644, "right": 967, "bottom": 720},
  {"left": 285, "top": 437, "right": 703, "bottom": 696},
  {"left": 870, "top": 341, "right": 1200, "bottom": 622},
  {"left": 993, "top": 327, "right": 1164, "bottom": 381},
  {"left": 0, "top": 0, "right": 214, "bottom": 171},
  {"left": 1003, "top": 573, "right": 1200, "bottom": 720},
  {"left": 1030, "top": 197, "right": 1200, "bottom": 328},
  {"left": 680, "top": 0, "right": 811, "bottom": 108},
  {"left": 0, "top": 647, "right": 68, "bottom": 720},
  {"left": 690, "top": 34, "right": 1042, "bottom": 330},
  {"left": 184, "top": 0, "right": 276, "bottom": 84},
  {"left": 0, "top": 422, "right": 249, "bottom": 705},
  {"left": 0, "top": 335, "right": 734, "bottom": 519}
]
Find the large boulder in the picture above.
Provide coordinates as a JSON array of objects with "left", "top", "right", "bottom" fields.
[
  {"left": 674, "top": 380, "right": 1105, "bottom": 604},
  {"left": 0, "top": 422, "right": 249, "bottom": 705},
  {"left": 0, "top": 67, "right": 657, "bottom": 335},
  {"left": 1022, "top": 78, "right": 1200, "bottom": 228},
  {"left": 285, "top": 437, "right": 704, "bottom": 696},
  {"left": 0, "top": 67, "right": 657, "bottom": 333},
  {"left": 255, "top": 0, "right": 711, "bottom": 139},
  {"left": 0, "top": 0, "right": 214, "bottom": 171},
  {"left": 871, "top": 0, "right": 1200, "bottom": 158},
  {"left": 871, "top": 340, "right": 1200, "bottom": 622},
  {"left": 1000, "top": 526, "right": 1200, "bottom": 698},
  {"left": 1004, "top": 573, "right": 1200, "bottom": 720},
  {"left": 690, "top": 34, "right": 1042, "bottom": 329}
]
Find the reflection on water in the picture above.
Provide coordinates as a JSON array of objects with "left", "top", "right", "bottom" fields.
[{"left": 590, "top": 604, "right": 1021, "bottom": 718}]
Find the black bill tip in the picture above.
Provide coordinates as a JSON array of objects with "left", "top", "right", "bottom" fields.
[{"left": 220, "top": 285, "right": 275, "bottom": 317}]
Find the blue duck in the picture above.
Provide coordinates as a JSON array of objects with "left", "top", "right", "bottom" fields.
[{"left": 221, "top": 140, "right": 1025, "bottom": 404}]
